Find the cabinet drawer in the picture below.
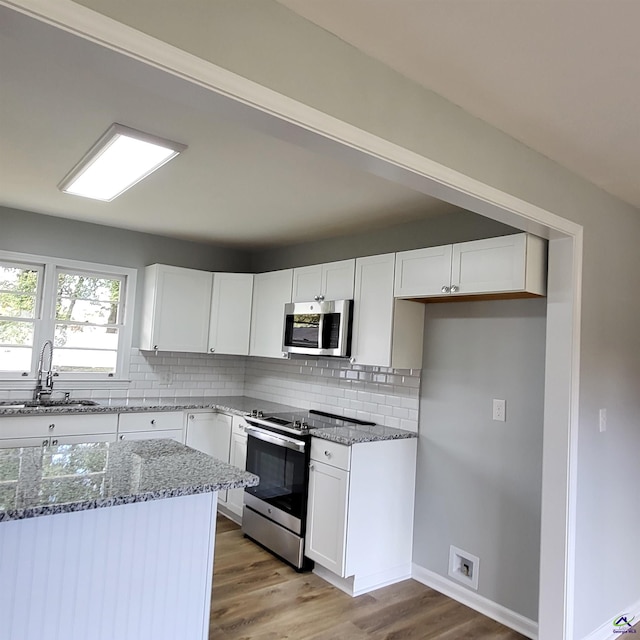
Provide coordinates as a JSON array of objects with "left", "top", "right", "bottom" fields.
[
  {"left": 118, "top": 411, "right": 184, "bottom": 433},
  {"left": 0, "top": 414, "right": 118, "bottom": 439},
  {"left": 311, "top": 438, "right": 350, "bottom": 471},
  {"left": 117, "top": 429, "right": 183, "bottom": 443}
]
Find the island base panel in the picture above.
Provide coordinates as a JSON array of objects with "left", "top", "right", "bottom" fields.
[{"left": 0, "top": 492, "right": 217, "bottom": 640}]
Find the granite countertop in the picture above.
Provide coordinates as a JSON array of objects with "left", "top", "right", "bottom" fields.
[
  {"left": 0, "top": 439, "right": 258, "bottom": 523},
  {"left": 311, "top": 423, "right": 417, "bottom": 446},
  {"left": 0, "top": 395, "right": 417, "bottom": 445},
  {"left": 0, "top": 395, "right": 299, "bottom": 417}
]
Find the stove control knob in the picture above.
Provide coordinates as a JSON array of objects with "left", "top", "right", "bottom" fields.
[
  {"left": 251, "top": 409, "right": 258, "bottom": 417},
  {"left": 301, "top": 422, "right": 309, "bottom": 430},
  {"left": 257, "top": 410, "right": 264, "bottom": 418},
  {"left": 293, "top": 420, "right": 302, "bottom": 429}
]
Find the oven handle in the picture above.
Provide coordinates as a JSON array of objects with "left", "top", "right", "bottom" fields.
[{"left": 245, "top": 426, "right": 306, "bottom": 453}]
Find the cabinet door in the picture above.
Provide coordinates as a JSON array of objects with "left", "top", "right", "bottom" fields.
[
  {"left": 305, "top": 460, "right": 349, "bottom": 577},
  {"left": 185, "top": 412, "right": 232, "bottom": 503},
  {"left": 0, "top": 436, "right": 50, "bottom": 449},
  {"left": 140, "top": 264, "right": 213, "bottom": 353},
  {"left": 208, "top": 273, "right": 254, "bottom": 355},
  {"left": 394, "top": 245, "right": 453, "bottom": 297},
  {"left": 351, "top": 254, "right": 395, "bottom": 367},
  {"left": 227, "top": 429, "right": 248, "bottom": 517},
  {"left": 322, "top": 259, "right": 355, "bottom": 300},
  {"left": 292, "top": 265, "right": 322, "bottom": 302},
  {"left": 451, "top": 234, "right": 527, "bottom": 295},
  {"left": 249, "top": 269, "right": 293, "bottom": 358}
]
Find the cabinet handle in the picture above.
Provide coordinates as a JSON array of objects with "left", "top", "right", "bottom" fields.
[
  {"left": 441, "top": 285, "right": 450, "bottom": 293},
  {"left": 42, "top": 439, "right": 49, "bottom": 446},
  {"left": 48, "top": 424, "right": 55, "bottom": 431},
  {"left": 119, "top": 435, "right": 125, "bottom": 440},
  {"left": 51, "top": 439, "right": 58, "bottom": 445},
  {"left": 309, "top": 464, "right": 315, "bottom": 471},
  {"left": 450, "top": 285, "right": 459, "bottom": 293},
  {"left": 150, "top": 419, "right": 156, "bottom": 425},
  {"left": 282, "top": 352, "right": 289, "bottom": 358},
  {"left": 314, "top": 295, "right": 319, "bottom": 301},
  {"left": 349, "top": 357, "right": 356, "bottom": 364},
  {"left": 324, "top": 450, "right": 332, "bottom": 458},
  {"left": 189, "top": 414, "right": 194, "bottom": 420},
  {"left": 318, "top": 294, "right": 324, "bottom": 301},
  {"left": 210, "top": 348, "right": 215, "bottom": 353}
]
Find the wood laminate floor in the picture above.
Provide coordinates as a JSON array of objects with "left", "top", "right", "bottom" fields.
[{"left": 210, "top": 515, "right": 529, "bottom": 640}]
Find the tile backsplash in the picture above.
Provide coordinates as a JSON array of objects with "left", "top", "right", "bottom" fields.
[{"left": 0, "top": 349, "right": 420, "bottom": 432}]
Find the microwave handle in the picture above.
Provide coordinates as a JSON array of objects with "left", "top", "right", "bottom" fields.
[{"left": 245, "top": 426, "right": 306, "bottom": 453}]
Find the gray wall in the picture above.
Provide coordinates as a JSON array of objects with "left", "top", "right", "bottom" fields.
[
  {"left": 414, "top": 298, "right": 546, "bottom": 621},
  {"left": 251, "top": 209, "right": 516, "bottom": 272},
  {"left": 0, "top": 206, "right": 251, "bottom": 344},
  {"left": 68, "top": 3, "right": 640, "bottom": 633}
]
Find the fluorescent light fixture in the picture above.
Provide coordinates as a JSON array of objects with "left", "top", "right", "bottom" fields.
[{"left": 59, "top": 123, "right": 187, "bottom": 201}]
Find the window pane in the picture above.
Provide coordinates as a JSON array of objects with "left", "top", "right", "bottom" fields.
[
  {"left": 42, "top": 443, "right": 108, "bottom": 476},
  {"left": 0, "top": 451, "right": 20, "bottom": 481},
  {"left": 52, "top": 348, "right": 117, "bottom": 373},
  {"left": 56, "top": 298, "right": 118, "bottom": 324},
  {"left": 0, "top": 483, "right": 17, "bottom": 511},
  {"left": 0, "top": 266, "right": 39, "bottom": 294},
  {"left": 57, "top": 273, "right": 121, "bottom": 303},
  {"left": 54, "top": 324, "right": 119, "bottom": 350},
  {"left": 0, "top": 347, "right": 32, "bottom": 372},
  {"left": 0, "top": 320, "right": 34, "bottom": 346},
  {"left": 0, "top": 293, "right": 37, "bottom": 319}
]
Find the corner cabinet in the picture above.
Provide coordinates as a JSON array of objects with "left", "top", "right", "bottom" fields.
[
  {"left": 350, "top": 254, "right": 425, "bottom": 369},
  {"left": 249, "top": 269, "right": 293, "bottom": 359},
  {"left": 305, "top": 437, "right": 417, "bottom": 596},
  {"left": 292, "top": 259, "right": 355, "bottom": 302},
  {"left": 208, "top": 273, "right": 254, "bottom": 356},
  {"left": 140, "top": 264, "right": 213, "bottom": 353},
  {"left": 394, "top": 233, "right": 546, "bottom": 299}
]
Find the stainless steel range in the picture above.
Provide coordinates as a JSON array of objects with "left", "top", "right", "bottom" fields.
[{"left": 241, "top": 409, "right": 374, "bottom": 570}]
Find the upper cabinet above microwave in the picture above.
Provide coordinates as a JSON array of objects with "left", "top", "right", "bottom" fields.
[
  {"left": 292, "top": 259, "right": 355, "bottom": 302},
  {"left": 394, "top": 233, "right": 547, "bottom": 300}
]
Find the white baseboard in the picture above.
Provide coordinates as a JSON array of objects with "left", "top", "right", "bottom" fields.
[
  {"left": 412, "top": 563, "right": 538, "bottom": 640},
  {"left": 217, "top": 504, "right": 242, "bottom": 526},
  {"left": 581, "top": 596, "right": 640, "bottom": 640},
  {"left": 313, "top": 563, "right": 412, "bottom": 597}
]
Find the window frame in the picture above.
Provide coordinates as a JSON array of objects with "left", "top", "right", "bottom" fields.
[{"left": 0, "top": 250, "right": 136, "bottom": 389}]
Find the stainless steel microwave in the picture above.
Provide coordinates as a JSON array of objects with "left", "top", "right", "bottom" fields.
[{"left": 282, "top": 299, "right": 352, "bottom": 357}]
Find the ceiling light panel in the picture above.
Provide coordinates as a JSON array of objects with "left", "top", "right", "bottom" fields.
[{"left": 59, "top": 124, "right": 187, "bottom": 201}]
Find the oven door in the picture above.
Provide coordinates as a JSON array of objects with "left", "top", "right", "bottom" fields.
[{"left": 244, "top": 425, "right": 309, "bottom": 533}]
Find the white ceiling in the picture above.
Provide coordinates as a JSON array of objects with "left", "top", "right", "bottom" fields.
[
  {"left": 0, "top": 7, "right": 454, "bottom": 248},
  {"left": 277, "top": 0, "right": 640, "bottom": 211}
]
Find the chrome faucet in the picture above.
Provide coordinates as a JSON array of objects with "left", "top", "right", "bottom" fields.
[{"left": 33, "top": 340, "right": 54, "bottom": 403}]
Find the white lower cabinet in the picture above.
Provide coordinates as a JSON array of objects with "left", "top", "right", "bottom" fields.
[
  {"left": 305, "top": 436, "right": 417, "bottom": 596},
  {"left": 0, "top": 414, "right": 118, "bottom": 449},
  {"left": 118, "top": 429, "right": 183, "bottom": 443},
  {"left": 226, "top": 416, "right": 248, "bottom": 519},
  {"left": 185, "top": 412, "right": 232, "bottom": 504}
]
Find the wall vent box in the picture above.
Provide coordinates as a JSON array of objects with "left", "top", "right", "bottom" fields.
[{"left": 448, "top": 545, "right": 480, "bottom": 590}]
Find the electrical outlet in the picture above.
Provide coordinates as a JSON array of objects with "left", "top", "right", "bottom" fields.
[
  {"left": 599, "top": 408, "right": 607, "bottom": 432},
  {"left": 492, "top": 399, "right": 506, "bottom": 422}
]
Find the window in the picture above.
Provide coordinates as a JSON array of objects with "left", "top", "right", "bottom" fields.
[
  {"left": 0, "top": 261, "right": 42, "bottom": 374},
  {"left": 0, "top": 251, "right": 136, "bottom": 384},
  {"left": 54, "top": 270, "right": 124, "bottom": 374}
]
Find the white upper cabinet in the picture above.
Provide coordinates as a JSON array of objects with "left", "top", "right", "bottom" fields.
[
  {"left": 394, "top": 233, "right": 546, "bottom": 299},
  {"left": 140, "top": 264, "right": 213, "bottom": 353},
  {"left": 249, "top": 269, "right": 293, "bottom": 358},
  {"left": 394, "top": 245, "right": 453, "bottom": 298},
  {"left": 208, "top": 273, "right": 254, "bottom": 355},
  {"left": 351, "top": 254, "right": 424, "bottom": 369},
  {"left": 292, "top": 259, "right": 355, "bottom": 302},
  {"left": 452, "top": 233, "right": 546, "bottom": 296}
]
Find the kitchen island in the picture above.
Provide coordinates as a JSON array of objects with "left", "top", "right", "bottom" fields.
[{"left": 0, "top": 439, "right": 258, "bottom": 640}]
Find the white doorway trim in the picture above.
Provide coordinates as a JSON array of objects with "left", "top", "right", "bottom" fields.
[{"left": 0, "top": 2, "right": 583, "bottom": 637}]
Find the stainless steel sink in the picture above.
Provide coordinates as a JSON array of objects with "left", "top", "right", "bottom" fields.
[{"left": 0, "top": 400, "right": 99, "bottom": 409}]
